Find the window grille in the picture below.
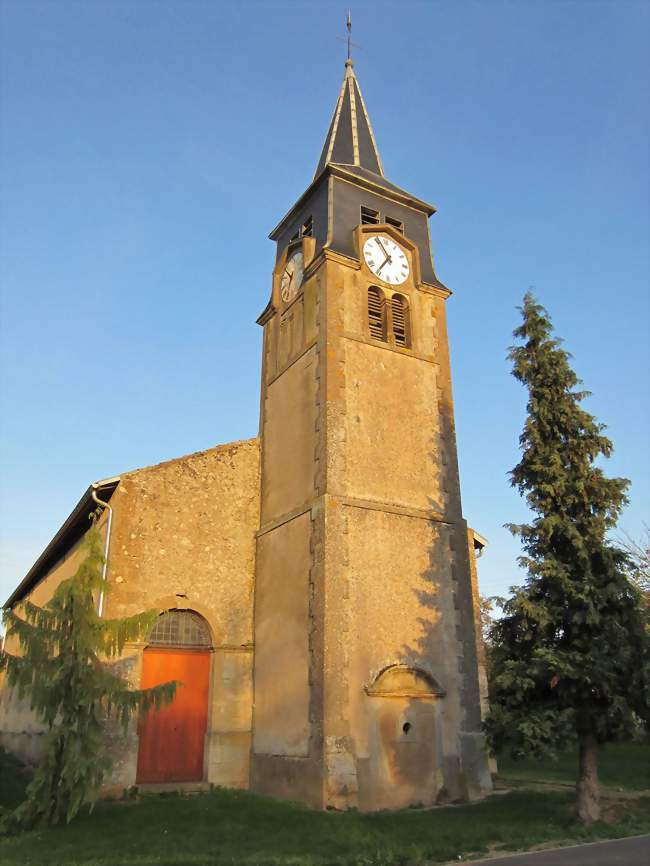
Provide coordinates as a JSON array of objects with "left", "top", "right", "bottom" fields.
[
  {"left": 361, "top": 206, "right": 380, "bottom": 226},
  {"left": 301, "top": 216, "right": 313, "bottom": 237},
  {"left": 148, "top": 610, "right": 211, "bottom": 647},
  {"left": 391, "top": 294, "right": 410, "bottom": 347},
  {"left": 385, "top": 216, "right": 404, "bottom": 234},
  {"left": 368, "top": 287, "right": 387, "bottom": 341}
]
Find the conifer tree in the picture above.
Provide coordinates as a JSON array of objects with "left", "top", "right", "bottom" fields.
[
  {"left": 619, "top": 527, "right": 650, "bottom": 632},
  {"left": 485, "top": 293, "right": 649, "bottom": 824},
  {"left": 0, "top": 523, "right": 175, "bottom": 831}
]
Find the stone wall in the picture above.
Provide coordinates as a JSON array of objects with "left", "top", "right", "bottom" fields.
[
  {"left": 316, "top": 243, "right": 490, "bottom": 809},
  {"left": 0, "top": 438, "right": 260, "bottom": 793}
]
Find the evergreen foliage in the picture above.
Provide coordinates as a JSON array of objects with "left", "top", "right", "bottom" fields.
[
  {"left": 619, "top": 527, "right": 650, "bottom": 632},
  {"left": 484, "top": 293, "right": 649, "bottom": 823},
  {"left": 0, "top": 523, "right": 175, "bottom": 831}
]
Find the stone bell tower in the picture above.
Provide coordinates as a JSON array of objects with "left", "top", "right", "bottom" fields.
[{"left": 250, "top": 59, "right": 491, "bottom": 810}]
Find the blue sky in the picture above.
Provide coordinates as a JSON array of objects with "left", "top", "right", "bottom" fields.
[{"left": 1, "top": 0, "right": 648, "bottom": 612}]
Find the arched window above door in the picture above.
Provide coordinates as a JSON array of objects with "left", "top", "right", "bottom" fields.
[{"left": 148, "top": 610, "right": 211, "bottom": 648}]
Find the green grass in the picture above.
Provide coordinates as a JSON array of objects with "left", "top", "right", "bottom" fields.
[
  {"left": 497, "top": 742, "right": 650, "bottom": 791},
  {"left": 0, "top": 786, "right": 648, "bottom": 866},
  {"left": 1, "top": 744, "right": 649, "bottom": 866}
]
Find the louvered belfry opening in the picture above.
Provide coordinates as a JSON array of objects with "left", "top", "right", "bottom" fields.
[
  {"left": 391, "top": 294, "right": 410, "bottom": 347},
  {"left": 368, "top": 286, "right": 387, "bottom": 341},
  {"left": 361, "top": 206, "right": 380, "bottom": 226}
]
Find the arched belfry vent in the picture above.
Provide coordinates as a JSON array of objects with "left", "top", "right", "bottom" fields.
[
  {"left": 368, "top": 287, "right": 387, "bottom": 342},
  {"left": 391, "top": 294, "right": 410, "bottom": 348},
  {"left": 365, "top": 665, "right": 445, "bottom": 698},
  {"left": 148, "top": 610, "right": 211, "bottom": 648},
  {"left": 314, "top": 60, "right": 384, "bottom": 180}
]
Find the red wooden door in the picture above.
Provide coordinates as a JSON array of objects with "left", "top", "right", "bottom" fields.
[{"left": 136, "top": 647, "right": 210, "bottom": 784}]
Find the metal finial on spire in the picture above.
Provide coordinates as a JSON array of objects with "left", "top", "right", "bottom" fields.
[
  {"left": 315, "top": 16, "right": 382, "bottom": 179},
  {"left": 337, "top": 10, "right": 359, "bottom": 65},
  {"left": 346, "top": 10, "right": 352, "bottom": 61}
]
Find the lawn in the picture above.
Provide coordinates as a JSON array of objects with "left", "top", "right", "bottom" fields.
[
  {"left": 0, "top": 746, "right": 648, "bottom": 866},
  {"left": 497, "top": 742, "right": 650, "bottom": 791}
]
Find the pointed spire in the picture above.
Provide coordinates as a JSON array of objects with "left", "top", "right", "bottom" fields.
[{"left": 314, "top": 60, "right": 384, "bottom": 180}]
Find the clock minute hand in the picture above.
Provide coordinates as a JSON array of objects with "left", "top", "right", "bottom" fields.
[{"left": 376, "top": 238, "right": 390, "bottom": 262}]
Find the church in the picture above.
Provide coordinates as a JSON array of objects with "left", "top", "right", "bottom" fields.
[{"left": 1, "top": 58, "right": 492, "bottom": 811}]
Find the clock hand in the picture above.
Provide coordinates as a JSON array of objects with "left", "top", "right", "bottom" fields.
[
  {"left": 376, "top": 238, "right": 389, "bottom": 261},
  {"left": 376, "top": 258, "right": 390, "bottom": 276}
]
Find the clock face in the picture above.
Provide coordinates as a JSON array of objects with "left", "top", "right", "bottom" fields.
[
  {"left": 280, "top": 251, "right": 304, "bottom": 303},
  {"left": 363, "top": 235, "right": 410, "bottom": 285}
]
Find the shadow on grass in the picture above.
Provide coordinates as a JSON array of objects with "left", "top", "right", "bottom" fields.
[
  {"left": 0, "top": 785, "right": 649, "bottom": 866},
  {"left": 497, "top": 742, "right": 650, "bottom": 792}
]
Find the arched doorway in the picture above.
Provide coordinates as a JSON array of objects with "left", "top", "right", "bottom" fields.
[{"left": 136, "top": 610, "right": 212, "bottom": 784}]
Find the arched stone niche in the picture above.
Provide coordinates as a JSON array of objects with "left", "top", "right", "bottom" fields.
[
  {"left": 361, "top": 664, "right": 444, "bottom": 811},
  {"left": 365, "top": 664, "right": 445, "bottom": 699}
]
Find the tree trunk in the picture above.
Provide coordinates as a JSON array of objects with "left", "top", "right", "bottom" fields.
[{"left": 576, "top": 734, "right": 600, "bottom": 824}]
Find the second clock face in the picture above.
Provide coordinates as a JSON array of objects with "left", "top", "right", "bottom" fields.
[
  {"left": 363, "top": 236, "right": 410, "bottom": 285},
  {"left": 281, "top": 251, "right": 304, "bottom": 302}
]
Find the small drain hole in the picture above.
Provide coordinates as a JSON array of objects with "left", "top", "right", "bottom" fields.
[{"left": 402, "top": 722, "right": 412, "bottom": 734}]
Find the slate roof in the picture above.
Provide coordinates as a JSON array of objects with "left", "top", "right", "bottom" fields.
[
  {"left": 329, "top": 163, "right": 436, "bottom": 215},
  {"left": 314, "top": 60, "right": 384, "bottom": 179}
]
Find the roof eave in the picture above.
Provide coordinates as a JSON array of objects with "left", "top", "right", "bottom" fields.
[
  {"left": 3, "top": 478, "right": 120, "bottom": 609},
  {"left": 472, "top": 530, "right": 489, "bottom": 552},
  {"left": 269, "top": 164, "right": 436, "bottom": 242},
  {"left": 268, "top": 172, "right": 329, "bottom": 241},
  {"left": 329, "top": 164, "right": 436, "bottom": 215}
]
